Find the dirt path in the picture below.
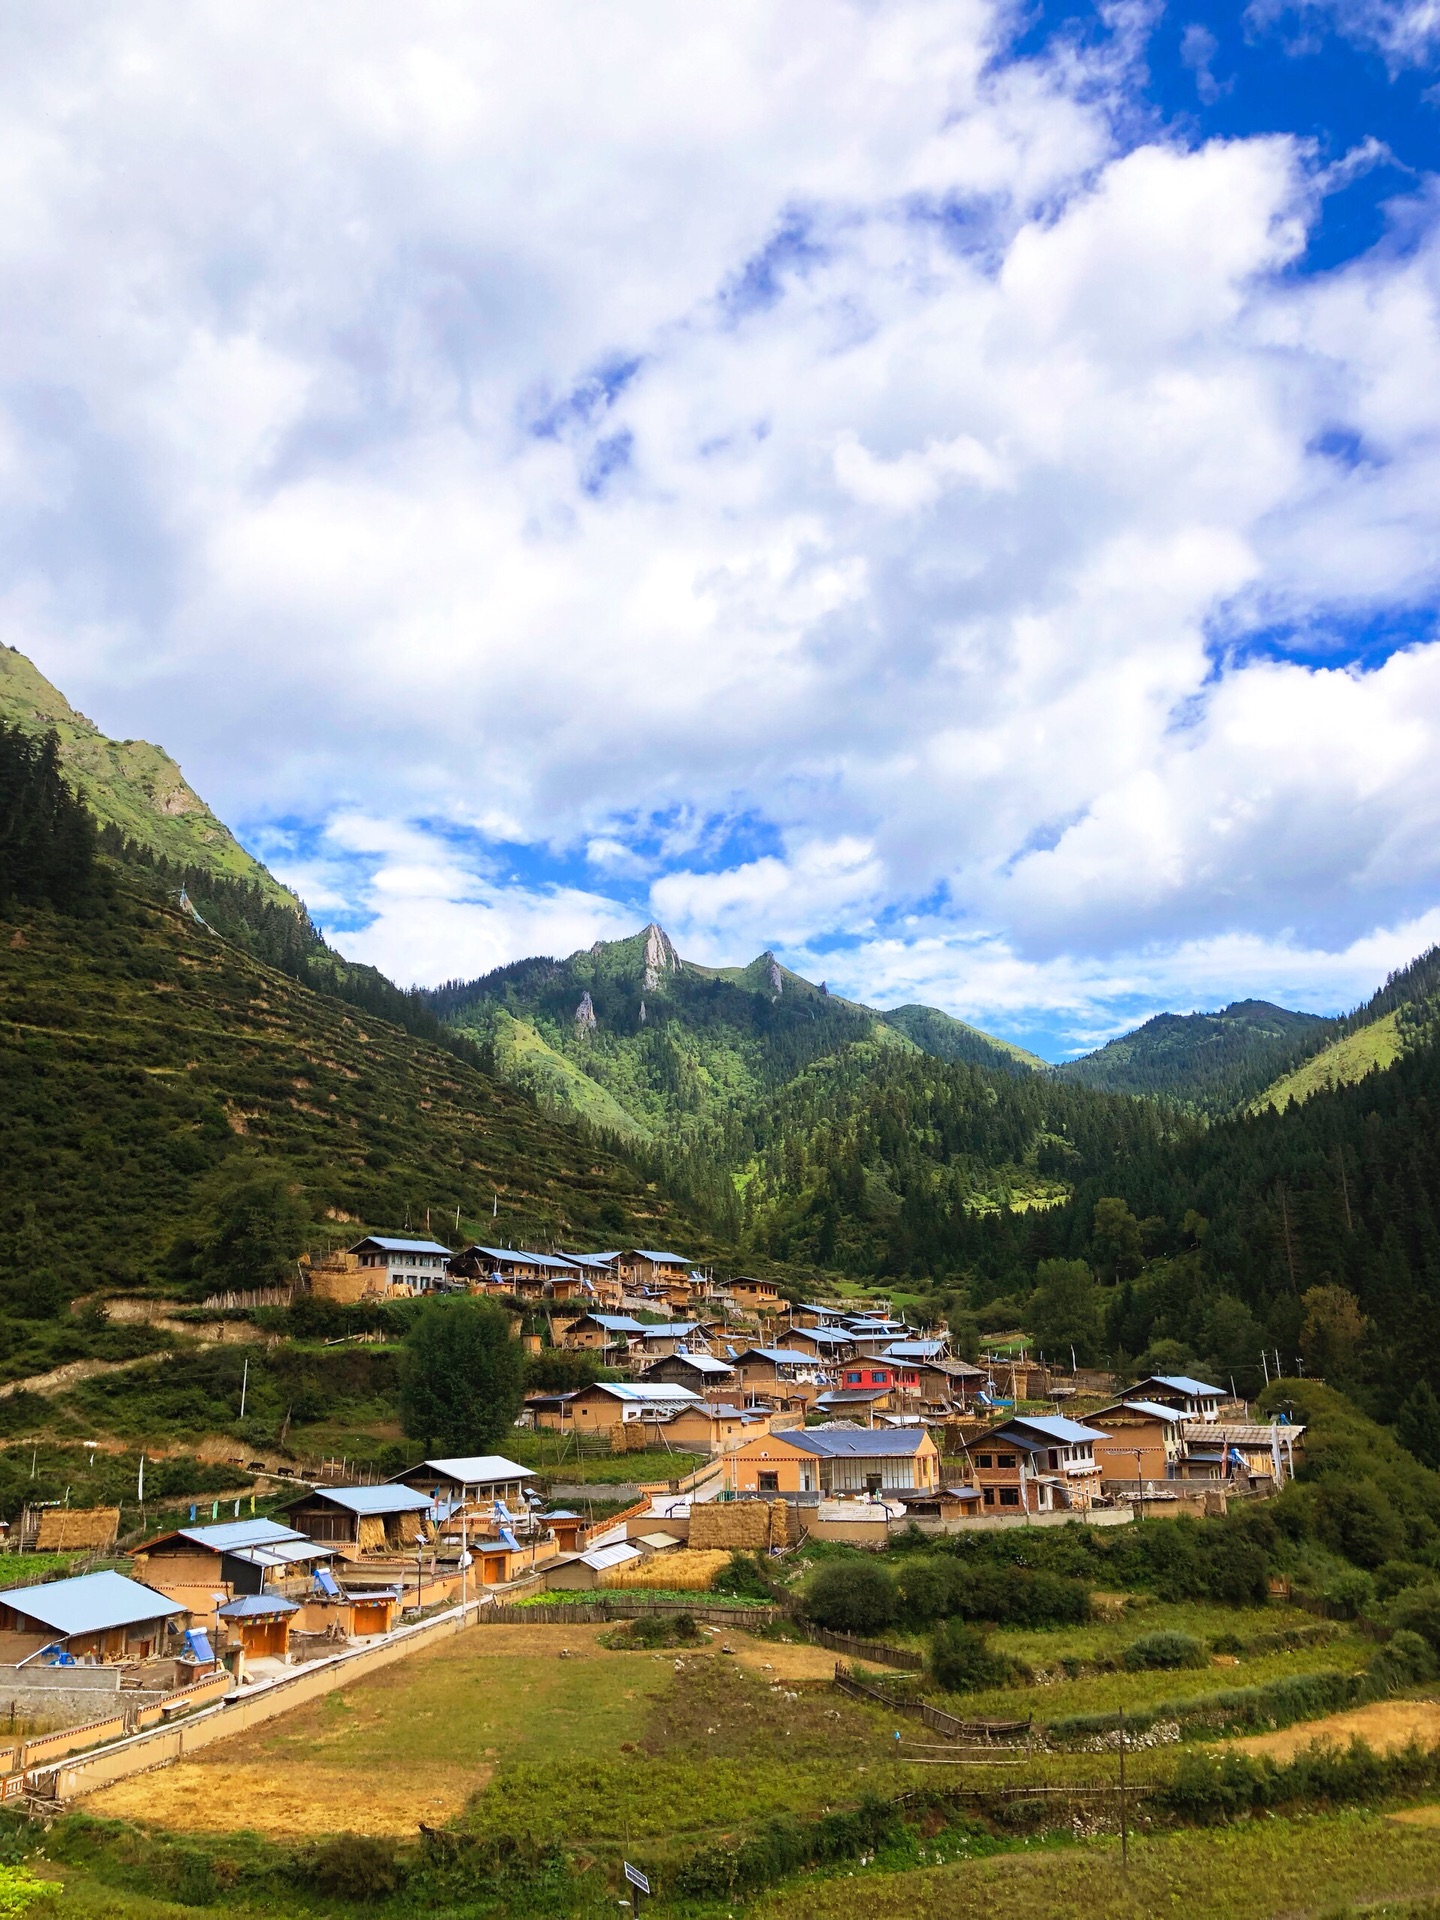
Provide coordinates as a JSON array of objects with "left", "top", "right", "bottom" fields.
[
  {"left": 1226, "top": 1697, "right": 1440, "bottom": 1760},
  {"left": 0, "top": 1352, "right": 175, "bottom": 1400}
]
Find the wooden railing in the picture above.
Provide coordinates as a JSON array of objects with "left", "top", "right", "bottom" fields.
[{"left": 805, "top": 1627, "right": 925, "bottom": 1671}]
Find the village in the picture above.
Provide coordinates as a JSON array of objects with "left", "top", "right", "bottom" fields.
[{"left": 0, "top": 1235, "right": 1312, "bottom": 1821}]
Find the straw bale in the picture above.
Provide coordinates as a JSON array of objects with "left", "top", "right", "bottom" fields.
[
  {"left": 356, "top": 1515, "right": 388, "bottom": 1553},
  {"left": 689, "top": 1500, "right": 790, "bottom": 1551},
  {"left": 33, "top": 1507, "right": 120, "bottom": 1552}
]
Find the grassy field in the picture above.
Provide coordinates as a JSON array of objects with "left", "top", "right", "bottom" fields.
[{"left": 753, "top": 1809, "right": 1440, "bottom": 1920}]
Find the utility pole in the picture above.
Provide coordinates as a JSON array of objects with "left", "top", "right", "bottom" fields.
[
  {"left": 1336, "top": 1149, "right": 1354, "bottom": 1233},
  {"left": 1117, "top": 1706, "right": 1129, "bottom": 1872},
  {"left": 239, "top": 1357, "right": 249, "bottom": 1421}
]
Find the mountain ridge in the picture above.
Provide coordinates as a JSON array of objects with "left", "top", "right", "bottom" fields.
[{"left": 0, "top": 645, "right": 297, "bottom": 910}]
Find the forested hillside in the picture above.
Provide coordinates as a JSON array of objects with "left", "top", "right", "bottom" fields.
[
  {"left": 1055, "top": 1000, "right": 1333, "bottom": 1113},
  {"left": 0, "top": 730, "right": 697, "bottom": 1307}
]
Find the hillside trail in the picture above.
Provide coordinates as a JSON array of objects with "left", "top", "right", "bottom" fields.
[{"left": 0, "top": 1351, "right": 176, "bottom": 1400}]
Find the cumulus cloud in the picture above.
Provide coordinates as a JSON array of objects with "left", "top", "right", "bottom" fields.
[{"left": 0, "top": 2, "right": 1438, "bottom": 1048}]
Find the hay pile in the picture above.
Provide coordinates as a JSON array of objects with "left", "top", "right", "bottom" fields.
[{"left": 600, "top": 1549, "right": 735, "bottom": 1591}]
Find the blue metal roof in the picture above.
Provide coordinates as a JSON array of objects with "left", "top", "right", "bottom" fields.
[
  {"left": 741, "top": 1348, "right": 816, "bottom": 1366},
  {"left": 1146, "top": 1374, "right": 1223, "bottom": 1397},
  {"left": 783, "top": 1428, "right": 928, "bottom": 1457},
  {"left": 591, "top": 1382, "right": 702, "bottom": 1402},
  {"left": 1000, "top": 1414, "right": 1107, "bottom": 1444},
  {"left": 4, "top": 1571, "right": 184, "bottom": 1636},
  {"left": 581, "top": 1313, "right": 648, "bottom": 1333},
  {"left": 217, "top": 1593, "right": 300, "bottom": 1618},
  {"left": 468, "top": 1246, "right": 583, "bottom": 1270},
  {"left": 351, "top": 1237, "right": 452, "bottom": 1255},
  {"left": 883, "top": 1340, "right": 947, "bottom": 1359},
  {"left": 631, "top": 1249, "right": 687, "bottom": 1263},
  {"left": 636, "top": 1322, "right": 700, "bottom": 1339},
  {"left": 1120, "top": 1400, "right": 1187, "bottom": 1423},
  {"left": 294, "top": 1486, "right": 433, "bottom": 1516},
  {"left": 169, "top": 1519, "right": 312, "bottom": 1554},
  {"left": 652, "top": 1352, "right": 731, "bottom": 1373}
]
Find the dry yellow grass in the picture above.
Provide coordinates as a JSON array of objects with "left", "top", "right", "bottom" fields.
[
  {"left": 84, "top": 1758, "right": 471, "bottom": 1837},
  {"left": 600, "top": 1549, "right": 734, "bottom": 1590},
  {"left": 1225, "top": 1696, "right": 1440, "bottom": 1760}
]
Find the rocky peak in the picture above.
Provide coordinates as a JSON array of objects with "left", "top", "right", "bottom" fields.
[
  {"left": 574, "top": 991, "right": 597, "bottom": 1034},
  {"left": 766, "top": 954, "right": 783, "bottom": 999},
  {"left": 641, "top": 922, "right": 682, "bottom": 992}
]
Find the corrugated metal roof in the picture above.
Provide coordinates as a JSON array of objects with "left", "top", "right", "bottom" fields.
[
  {"left": 631, "top": 1250, "right": 687, "bottom": 1263},
  {"left": 225, "top": 1543, "right": 334, "bottom": 1567},
  {"left": 740, "top": 1348, "right": 816, "bottom": 1366},
  {"left": 579, "top": 1314, "right": 648, "bottom": 1333},
  {"left": 468, "top": 1246, "right": 583, "bottom": 1271},
  {"left": 351, "top": 1237, "right": 452, "bottom": 1255},
  {"left": 217, "top": 1594, "right": 300, "bottom": 1618},
  {"left": 4, "top": 1571, "right": 183, "bottom": 1636},
  {"left": 882, "top": 1340, "right": 947, "bottom": 1359},
  {"left": 591, "top": 1382, "right": 702, "bottom": 1403},
  {"left": 1120, "top": 1401, "right": 1187, "bottom": 1423},
  {"left": 653, "top": 1353, "right": 731, "bottom": 1373},
  {"left": 1000, "top": 1414, "right": 1107, "bottom": 1443},
  {"left": 1143, "top": 1374, "right": 1223, "bottom": 1397},
  {"left": 171, "top": 1519, "right": 311, "bottom": 1554},
  {"left": 783, "top": 1428, "right": 928, "bottom": 1457},
  {"left": 580, "top": 1542, "right": 643, "bottom": 1571},
  {"left": 635, "top": 1322, "right": 700, "bottom": 1339},
  {"left": 294, "top": 1486, "right": 433, "bottom": 1515},
  {"left": 406, "top": 1456, "right": 535, "bottom": 1485}
]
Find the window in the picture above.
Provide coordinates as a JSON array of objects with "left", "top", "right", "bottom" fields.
[
  {"left": 757, "top": 1471, "right": 779, "bottom": 1493},
  {"left": 976, "top": 1454, "right": 992, "bottom": 1468},
  {"left": 982, "top": 1487, "right": 995, "bottom": 1505},
  {"left": 997, "top": 1454, "right": 1016, "bottom": 1469},
  {"left": 999, "top": 1488, "right": 1021, "bottom": 1507}
]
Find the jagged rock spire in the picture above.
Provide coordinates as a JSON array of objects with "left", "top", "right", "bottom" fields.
[
  {"left": 574, "top": 990, "right": 597, "bottom": 1034},
  {"left": 766, "top": 954, "right": 783, "bottom": 999},
  {"left": 642, "top": 922, "right": 681, "bottom": 991}
]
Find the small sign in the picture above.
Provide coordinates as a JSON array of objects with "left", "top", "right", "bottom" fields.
[{"left": 623, "top": 1862, "right": 651, "bottom": 1896}]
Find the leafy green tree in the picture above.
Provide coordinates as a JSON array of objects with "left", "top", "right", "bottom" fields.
[
  {"left": 400, "top": 1296, "right": 525, "bottom": 1453},
  {"left": 929, "top": 1620, "right": 1017, "bottom": 1693},
  {"left": 803, "top": 1558, "right": 897, "bottom": 1635},
  {"left": 1312, "top": 1480, "right": 1405, "bottom": 1569},
  {"left": 200, "top": 1168, "right": 307, "bottom": 1294},
  {"left": 1091, "top": 1198, "right": 1143, "bottom": 1282},
  {"left": 1396, "top": 1382, "right": 1440, "bottom": 1469},
  {"left": 1300, "top": 1284, "right": 1367, "bottom": 1380},
  {"left": 1028, "top": 1258, "right": 1101, "bottom": 1364}
]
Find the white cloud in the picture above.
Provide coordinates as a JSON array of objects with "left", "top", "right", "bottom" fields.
[{"left": 0, "top": 3, "right": 1438, "bottom": 1046}]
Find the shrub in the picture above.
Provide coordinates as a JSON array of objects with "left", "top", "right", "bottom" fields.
[
  {"left": 712, "top": 1552, "right": 776, "bottom": 1601},
  {"left": 895, "top": 1556, "right": 961, "bottom": 1625},
  {"left": 1376, "top": 1560, "right": 1436, "bottom": 1601},
  {"left": 1386, "top": 1583, "right": 1440, "bottom": 1651},
  {"left": 293, "top": 1835, "right": 407, "bottom": 1901},
  {"left": 1122, "top": 1630, "right": 1207, "bottom": 1671},
  {"left": 1312, "top": 1480, "right": 1406, "bottom": 1569},
  {"left": 1366, "top": 1628, "right": 1437, "bottom": 1693},
  {"left": 930, "top": 1620, "right": 1027, "bottom": 1694},
  {"left": 804, "top": 1559, "right": 897, "bottom": 1635}
]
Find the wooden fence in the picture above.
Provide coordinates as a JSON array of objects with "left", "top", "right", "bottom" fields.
[
  {"left": 806, "top": 1627, "right": 926, "bottom": 1671},
  {"left": 480, "top": 1600, "right": 786, "bottom": 1628},
  {"left": 833, "top": 1663, "right": 1031, "bottom": 1759}
]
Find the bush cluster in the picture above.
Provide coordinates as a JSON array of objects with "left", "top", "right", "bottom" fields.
[{"left": 1122, "top": 1630, "right": 1207, "bottom": 1671}]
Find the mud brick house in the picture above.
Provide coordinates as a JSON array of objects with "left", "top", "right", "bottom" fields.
[
  {"left": 280, "top": 1486, "right": 433, "bottom": 1558},
  {"left": 0, "top": 1571, "right": 186, "bottom": 1662}
]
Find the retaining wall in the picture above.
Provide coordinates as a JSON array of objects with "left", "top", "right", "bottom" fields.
[{"left": 32, "top": 1599, "right": 491, "bottom": 1803}]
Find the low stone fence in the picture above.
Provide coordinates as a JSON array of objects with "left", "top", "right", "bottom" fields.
[{"left": 480, "top": 1600, "right": 786, "bottom": 1628}]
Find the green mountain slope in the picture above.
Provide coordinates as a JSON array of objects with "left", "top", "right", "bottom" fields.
[
  {"left": 1054, "top": 999, "right": 1334, "bottom": 1113},
  {"left": 1250, "top": 944, "right": 1440, "bottom": 1113},
  {"left": 428, "top": 924, "right": 1042, "bottom": 1142},
  {"left": 0, "top": 879, "right": 694, "bottom": 1296},
  {"left": 0, "top": 645, "right": 296, "bottom": 909},
  {"left": 880, "top": 1003, "right": 1045, "bottom": 1073}
]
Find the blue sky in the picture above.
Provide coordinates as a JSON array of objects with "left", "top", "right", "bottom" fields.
[{"left": 3, "top": 0, "right": 1439, "bottom": 1058}]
